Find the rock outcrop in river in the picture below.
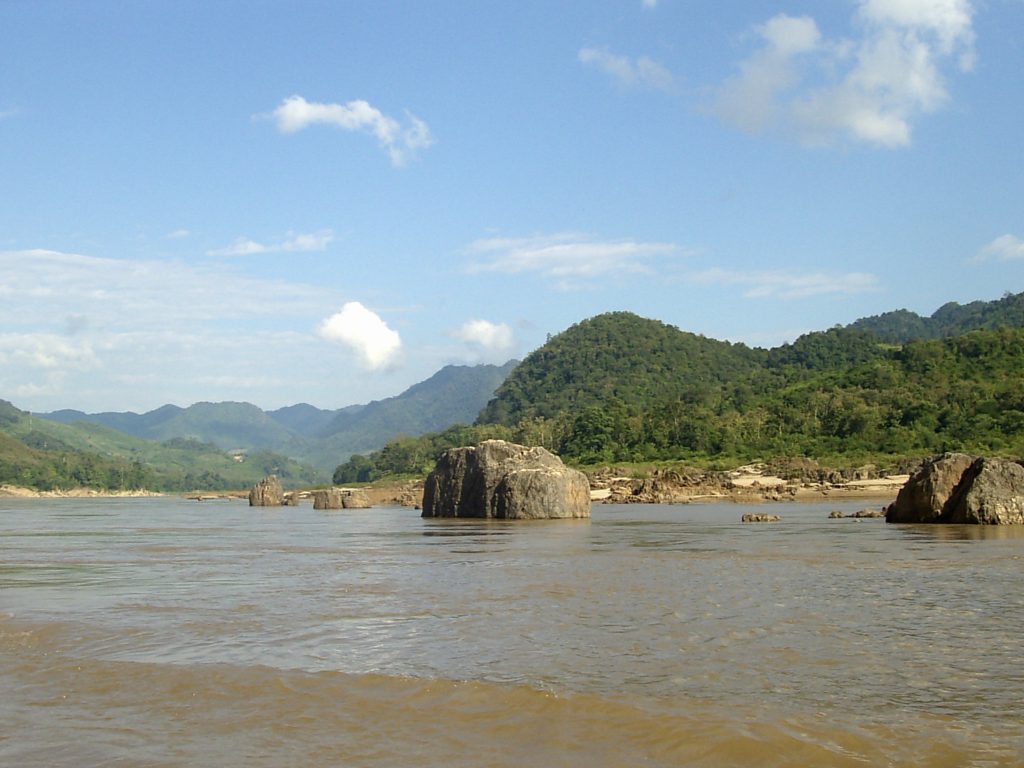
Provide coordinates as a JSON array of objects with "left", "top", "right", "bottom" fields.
[
  {"left": 312, "top": 488, "right": 372, "bottom": 510},
  {"left": 249, "top": 475, "right": 284, "bottom": 507},
  {"left": 421, "top": 439, "right": 591, "bottom": 519},
  {"left": 886, "top": 453, "right": 1024, "bottom": 524}
]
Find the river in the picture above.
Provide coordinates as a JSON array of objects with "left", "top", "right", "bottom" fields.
[{"left": 1, "top": 496, "right": 1021, "bottom": 767}]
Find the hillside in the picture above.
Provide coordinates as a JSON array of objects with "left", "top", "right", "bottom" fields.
[
  {"left": 0, "top": 399, "right": 318, "bottom": 492},
  {"left": 478, "top": 313, "right": 765, "bottom": 425},
  {"left": 29, "top": 361, "right": 517, "bottom": 485},
  {"left": 847, "top": 290, "right": 1024, "bottom": 343},
  {"left": 335, "top": 304, "right": 1024, "bottom": 480}
]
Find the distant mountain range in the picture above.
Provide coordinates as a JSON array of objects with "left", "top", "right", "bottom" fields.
[{"left": 41, "top": 361, "right": 518, "bottom": 473}]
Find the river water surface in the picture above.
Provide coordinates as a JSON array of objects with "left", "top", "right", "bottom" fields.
[{"left": 1, "top": 496, "right": 1021, "bottom": 767}]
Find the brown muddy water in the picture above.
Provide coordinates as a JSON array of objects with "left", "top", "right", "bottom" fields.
[{"left": 1, "top": 496, "right": 1021, "bottom": 767}]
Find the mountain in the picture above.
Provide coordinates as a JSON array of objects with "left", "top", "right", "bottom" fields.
[
  {"left": 478, "top": 312, "right": 765, "bottom": 426},
  {"left": 847, "top": 290, "right": 1024, "bottom": 343},
  {"left": 0, "top": 399, "right": 319, "bottom": 492},
  {"left": 37, "top": 361, "right": 518, "bottom": 475}
]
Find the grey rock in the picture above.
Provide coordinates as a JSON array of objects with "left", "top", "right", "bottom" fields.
[
  {"left": 942, "top": 457, "right": 1024, "bottom": 524},
  {"left": 422, "top": 439, "right": 591, "bottom": 519},
  {"left": 885, "top": 453, "right": 976, "bottom": 523},
  {"left": 249, "top": 475, "right": 284, "bottom": 507},
  {"left": 741, "top": 513, "right": 781, "bottom": 523}
]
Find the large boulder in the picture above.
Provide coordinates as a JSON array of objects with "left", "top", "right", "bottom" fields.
[
  {"left": 886, "top": 454, "right": 1024, "bottom": 524},
  {"left": 885, "top": 453, "right": 975, "bottom": 523},
  {"left": 249, "top": 475, "right": 284, "bottom": 507},
  {"left": 422, "top": 439, "right": 591, "bottom": 519},
  {"left": 942, "top": 458, "right": 1024, "bottom": 524}
]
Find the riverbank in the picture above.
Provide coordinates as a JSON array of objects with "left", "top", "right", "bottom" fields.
[{"left": 1, "top": 462, "right": 907, "bottom": 506}]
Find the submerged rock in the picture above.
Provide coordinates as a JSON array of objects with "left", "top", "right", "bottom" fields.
[
  {"left": 741, "top": 513, "right": 781, "bottom": 523},
  {"left": 422, "top": 439, "right": 591, "bottom": 519},
  {"left": 249, "top": 475, "right": 284, "bottom": 507}
]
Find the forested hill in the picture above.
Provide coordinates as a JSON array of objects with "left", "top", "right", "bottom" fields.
[
  {"left": 478, "top": 312, "right": 766, "bottom": 426},
  {"left": 847, "top": 290, "right": 1024, "bottom": 343},
  {"left": 335, "top": 305, "right": 1024, "bottom": 481}
]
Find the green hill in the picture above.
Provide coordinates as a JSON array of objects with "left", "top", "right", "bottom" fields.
[
  {"left": 848, "top": 290, "right": 1024, "bottom": 343},
  {"left": 478, "top": 313, "right": 765, "bottom": 425},
  {"left": 0, "top": 399, "right": 318, "bottom": 492},
  {"left": 335, "top": 305, "right": 1024, "bottom": 479}
]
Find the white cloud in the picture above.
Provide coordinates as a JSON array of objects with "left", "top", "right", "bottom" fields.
[
  {"left": 467, "top": 233, "right": 681, "bottom": 286},
  {"left": 712, "top": 0, "right": 976, "bottom": 147},
  {"left": 266, "top": 95, "right": 434, "bottom": 167},
  {"left": 452, "top": 319, "right": 516, "bottom": 361},
  {"left": 207, "top": 229, "right": 334, "bottom": 257},
  {"left": 642, "top": 0, "right": 657, "bottom": 8},
  {"left": 317, "top": 301, "right": 403, "bottom": 371},
  {"left": 974, "top": 234, "right": 1024, "bottom": 262},
  {"left": 690, "top": 267, "right": 881, "bottom": 299},
  {"left": 166, "top": 228, "right": 191, "bottom": 240},
  {"left": 578, "top": 48, "right": 673, "bottom": 91}
]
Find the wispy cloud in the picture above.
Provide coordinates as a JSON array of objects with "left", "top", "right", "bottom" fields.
[
  {"left": 264, "top": 95, "right": 434, "bottom": 167},
  {"left": 467, "top": 233, "right": 682, "bottom": 288},
  {"left": 973, "top": 233, "right": 1024, "bottom": 262},
  {"left": 578, "top": 48, "right": 673, "bottom": 91},
  {"left": 166, "top": 228, "right": 191, "bottom": 240},
  {"left": 0, "top": 248, "right": 335, "bottom": 410},
  {"left": 207, "top": 229, "right": 334, "bottom": 257},
  {"left": 317, "top": 301, "right": 403, "bottom": 371},
  {"left": 690, "top": 267, "right": 881, "bottom": 299},
  {"left": 711, "top": 0, "right": 976, "bottom": 147}
]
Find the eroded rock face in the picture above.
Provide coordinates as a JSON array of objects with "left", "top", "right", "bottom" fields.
[
  {"left": 249, "top": 475, "right": 284, "bottom": 507},
  {"left": 942, "top": 458, "right": 1024, "bottom": 524},
  {"left": 886, "top": 454, "right": 1024, "bottom": 524},
  {"left": 885, "top": 453, "right": 976, "bottom": 523},
  {"left": 421, "top": 440, "right": 591, "bottom": 519}
]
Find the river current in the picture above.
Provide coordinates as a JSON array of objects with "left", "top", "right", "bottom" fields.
[{"left": 1, "top": 496, "right": 1021, "bottom": 767}]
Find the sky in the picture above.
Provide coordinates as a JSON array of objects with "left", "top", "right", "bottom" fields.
[{"left": 2, "top": 0, "right": 1022, "bottom": 414}]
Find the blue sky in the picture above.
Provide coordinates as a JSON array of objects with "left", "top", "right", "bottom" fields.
[{"left": 2, "top": 0, "right": 1022, "bottom": 413}]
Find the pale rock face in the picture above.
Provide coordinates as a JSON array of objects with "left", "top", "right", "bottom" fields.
[
  {"left": 249, "top": 475, "right": 284, "bottom": 507},
  {"left": 422, "top": 439, "right": 591, "bottom": 519}
]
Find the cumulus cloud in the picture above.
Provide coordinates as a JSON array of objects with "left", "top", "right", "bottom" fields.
[
  {"left": 712, "top": 0, "right": 976, "bottom": 147},
  {"left": 974, "top": 234, "right": 1024, "bottom": 262},
  {"left": 266, "top": 95, "right": 434, "bottom": 167},
  {"left": 207, "top": 229, "right": 334, "bottom": 257},
  {"left": 317, "top": 302, "right": 403, "bottom": 371},
  {"left": 452, "top": 319, "right": 516, "bottom": 361},
  {"left": 690, "top": 267, "right": 881, "bottom": 299},
  {"left": 579, "top": 47, "right": 673, "bottom": 91},
  {"left": 467, "top": 233, "right": 681, "bottom": 287}
]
